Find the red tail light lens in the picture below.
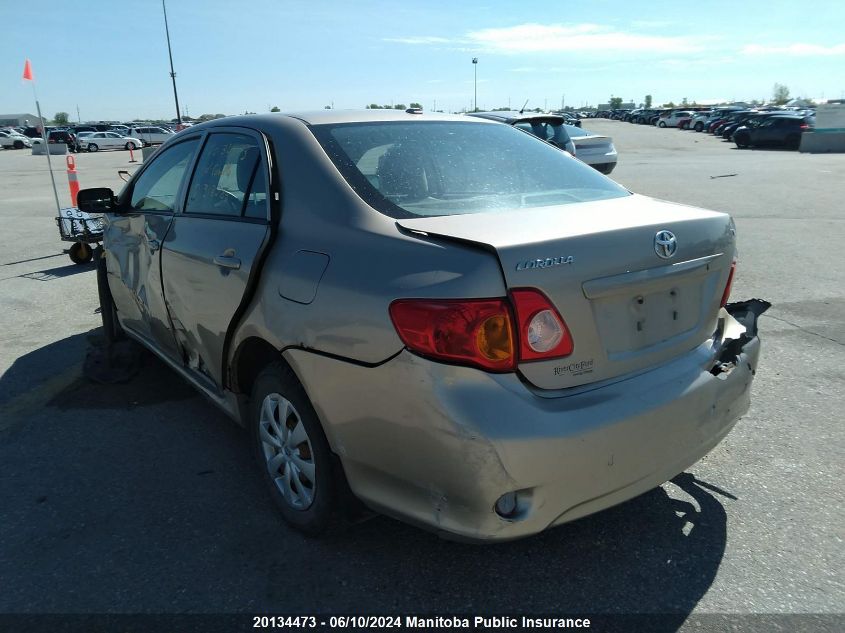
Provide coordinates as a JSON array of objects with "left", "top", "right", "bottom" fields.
[
  {"left": 510, "top": 288, "right": 573, "bottom": 361},
  {"left": 389, "top": 299, "right": 515, "bottom": 372},
  {"left": 720, "top": 260, "right": 736, "bottom": 308}
]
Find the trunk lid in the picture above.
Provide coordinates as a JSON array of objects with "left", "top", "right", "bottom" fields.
[
  {"left": 571, "top": 134, "right": 614, "bottom": 160},
  {"left": 397, "top": 194, "right": 736, "bottom": 389}
]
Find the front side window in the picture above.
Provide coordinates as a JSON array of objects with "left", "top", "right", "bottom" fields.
[
  {"left": 129, "top": 138, "right": 200, "bottom": 212},
  {"left": 184, "top": 133, "right": 263, "bottom": 218},
  {"left": 312, "top": 121, "right": 628, "bottom": 218}
]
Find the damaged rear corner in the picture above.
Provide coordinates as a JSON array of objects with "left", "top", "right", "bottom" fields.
[{"left": 710, "top": 298, "right": 771, "bottom": 378}]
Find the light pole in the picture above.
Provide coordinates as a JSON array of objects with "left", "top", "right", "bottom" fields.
[
  {"left": 472, "top": 57, "right": 478, "bottom": 112},
  {"left": 162, "top": 0, "right": 182, "bottom": 125}
]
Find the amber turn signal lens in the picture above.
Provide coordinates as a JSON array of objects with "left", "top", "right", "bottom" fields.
[{"left": 476, "top": 315, "right": 514, "bottom": 361}]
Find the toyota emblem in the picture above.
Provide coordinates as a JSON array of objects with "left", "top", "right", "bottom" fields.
[{"left": 654, "top": 230, "right": 678, "bottom": 259}]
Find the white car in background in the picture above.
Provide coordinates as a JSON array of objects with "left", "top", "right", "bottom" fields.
[
  {"left": 76, "top": 131, "right": 95, "bottom": 147},
  {"left": 658, "top": 110, "right": 694, "bottom": 128},
  {"left": 0, "top": 130, "right": 32, "bottom": 149},
  {"left": 563, "top": 123, "right": 618, "bottom": 174},
  {"left": 83, "top": 132, "right": 143, "bottom": 152},
  {"left": 127, "top": 126, "right": 174, "bottom": 146}
]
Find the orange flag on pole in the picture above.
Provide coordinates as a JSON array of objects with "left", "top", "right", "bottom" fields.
[{"left": 22, "top": 59, "right": 33, "bottom": 81}]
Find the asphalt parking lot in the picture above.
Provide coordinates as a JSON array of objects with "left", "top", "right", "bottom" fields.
[{"left": 1, "top": 124, "right": 843, "bottom": 625}]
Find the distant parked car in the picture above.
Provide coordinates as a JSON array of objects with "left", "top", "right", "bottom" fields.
[
  {"left": 468, "top": 111, "right": 618, "bottom": 173},
  {"left": 733, "top": 115, "right": 814, "bottom": 149},
  {"left": 83, "top": 131, "right": 144, "bottom": 152},
  {"left": 0, "top": 130, "right": 32, "bottom": 149},
  {"left": 127, "top": 126, "right": 175, "bottom": 146},
  {"left": 562, "top": 123, "right": 618, "bottom": 174},
  {"left": 658, "top": 111, "right": 693, "bottom": 128},
  {"left": 688, "top": 112, "right": 711, "bottom": 132},
  {"left": 47, "top": 130, "right": 79, "bottom": 152},
  {"left": 75, "top": 131, "right": 96, "bottom": 147}
]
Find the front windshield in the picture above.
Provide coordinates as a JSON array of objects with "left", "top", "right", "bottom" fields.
[{"left": 312, "top": 121, "right": 628, "bottom": 218}]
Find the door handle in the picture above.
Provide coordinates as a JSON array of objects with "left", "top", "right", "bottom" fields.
[{"left": 213, "top": 251, "right": 241, "bottom": 270}]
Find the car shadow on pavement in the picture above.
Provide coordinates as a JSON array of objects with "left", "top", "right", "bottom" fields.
[
  {"left": 1, "top": 331, "right": 731, "bottom": 624},
  {"left": 16, "top": 261, "right": 97, "bottom": 281}
]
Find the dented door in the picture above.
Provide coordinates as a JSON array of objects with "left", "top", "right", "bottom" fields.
[{"left": 106, "top": 137, "right": 201, "bottom": 357}]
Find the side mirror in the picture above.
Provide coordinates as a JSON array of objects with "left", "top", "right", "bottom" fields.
[{"left": 77, "top": 187, "right": 116, "bottom": 213}]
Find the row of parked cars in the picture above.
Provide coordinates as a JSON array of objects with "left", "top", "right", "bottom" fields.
[
  {"left": 599, "top": 106, "right": 816, "bottom": 150},
  {"left": 0, "top": 123, "right": 177, "bottom": 153}
]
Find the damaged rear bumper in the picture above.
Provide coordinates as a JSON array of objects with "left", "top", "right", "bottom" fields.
[{"left": 284, "top": 299, "right": 769, "bottom": 543}]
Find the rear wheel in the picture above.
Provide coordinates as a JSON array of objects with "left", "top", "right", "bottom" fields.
[
  {"left": 13, "top": 140, "right": 24, "bottom": 149},
  {"left": 658, "top": 121, "right": 667, "bottom": 128},
  {"left": 88, "top": 143, "right": 99, "bottom": 152},
  {"left": 785, "top": 134, "right": 801, "bottom": 150},
  {"left": 125, "top": 141, "right": 137, "bottom": 150},
  {"left": 68, "top": 241, "right": 93, "bottom": 264},
  {"left": 251, "top": 362, "right": 337, "bottom": 535},
  {"left": 694, "top": 121, "right": 704, "bottom": 132}
]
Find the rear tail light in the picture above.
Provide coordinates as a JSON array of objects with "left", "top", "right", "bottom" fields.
[
  {"left": 389, "top": 298, "right": 515, "bottom": 372},
  {"left": 800, "top": 124, "right": 810, "bottom": 130},
  {"left": 510, "top": 289, "right": 573, "bottom": 361},
  {"left": 390, "top": 289, "right": 574, "bottom": 372},
  {"left": 720, "top": 260, "right": 737, "bottom": 308}
]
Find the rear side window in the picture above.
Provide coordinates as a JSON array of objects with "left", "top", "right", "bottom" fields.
[
  {"left": 312, "top": 121, "right": 628, "bottom": 218},
  {"left": 184, "top": 133, "right": 263, "bottom": 218},
  {"left": 129, "top": 139, "right": 200, "bottom": 212}
]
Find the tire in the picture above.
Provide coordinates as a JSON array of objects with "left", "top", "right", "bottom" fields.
[
  {"left": 785, "top": 134, "right": 800, "bottom": 150},
  {"left": 658, "top": 120, "right": 667, "bottom": 128},
  {"left": 96, "top": 248, "right": 123, "bottom": 342},
  {"left": 251, "top": 362, "right": 337, "bottom": 535},
  {"left": 125, "top": 142, "right": 137, "bottom": 150},
  {"left": 68, "top": 241, "right": 93, "bottom": 264},
  {"left": 88, "top": 143, "right": 99, "bottom": 152},
  {"left": 694, "top": 121, "right": 704, "bottom": 132},
  {"left": 735, "top": 134, "right": 750, "bottom": 149},
  {"left": 13, "top": 140, "right": 24, "bottom": 149}
]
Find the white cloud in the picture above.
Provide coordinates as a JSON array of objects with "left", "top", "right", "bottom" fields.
[
  {"left": 742, "top": 42, "right": 845, "bottom": 55},
  {"left": 466, "top": 23, "right": 705, "bottom": 54},
  {"left": 384, "top": 36, "right": 450, "bottom": 45}
]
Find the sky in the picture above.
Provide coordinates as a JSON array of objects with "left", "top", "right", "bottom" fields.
[{"left": 2, "top": 0, "right": 844, "bottom": 121}]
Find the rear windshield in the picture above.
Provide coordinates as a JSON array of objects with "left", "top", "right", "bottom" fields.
[{"left": 311, "top": 121, "right": 629, "bottom": 218}]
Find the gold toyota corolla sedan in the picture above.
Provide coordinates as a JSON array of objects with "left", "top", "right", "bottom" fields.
[{"left": 79, "top": 110, "right": 768, "bottom": 542}]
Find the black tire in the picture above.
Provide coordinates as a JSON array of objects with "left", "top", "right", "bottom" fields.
[
  {"left": 96, "top": 249, "right": 123, "bottom": 343},
  {"left": 658, "top": 120, "right": 667, "bottom": 128},
  {"left": 694, "top": 121, "right": 704, "bottom": 132},
  {"left": 785, "top": 134, "right": 800, "bottom": 150},
  {"left": 125, "top": 142, "right": 137, "bottom": 150},
  {"left": 88, "top": 143, "right": 99, "bottom": 152},
  {"left": 13, "top": 140, "right": 24, "bottom": 149},
  {"left": 68, "top": 241, "right": 93, "bottom": 264},
  {"left": 250, "top": 362, "right": 337, "bottom": 535},
  {"left": 735, "top": 134, "right": 750, "bottom": 149}
]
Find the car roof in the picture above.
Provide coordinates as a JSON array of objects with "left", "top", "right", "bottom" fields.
[
  {"left": 285, "top": 110, "right": 480, "bottom": 125},
  {"left": 183, "top": 110, "right": 493, "bottom": 132},
  {"left": 469, "top": 111, "right": 564, "bottom": 124}
]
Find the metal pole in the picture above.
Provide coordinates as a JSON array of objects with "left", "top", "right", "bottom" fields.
[
  {"left": 34, "top": 99, "right": 62, "bottom": 214},
  {"left": 162, "top": 0, "right": 182, "bottom": 125},
  {"left": 472, "top": 58, "right": 478, "bottom": 112}
]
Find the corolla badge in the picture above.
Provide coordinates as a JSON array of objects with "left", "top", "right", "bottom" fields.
[
  {"left": 516, "top": 255, "right": 574, "bottom": 271},
  {"left": 654, "top": 230, "right": 678, "bottom": 259}
]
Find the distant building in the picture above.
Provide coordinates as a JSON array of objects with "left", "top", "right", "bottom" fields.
[{"left": 0, "top": 113, "right": 44, "bottom": 127}]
